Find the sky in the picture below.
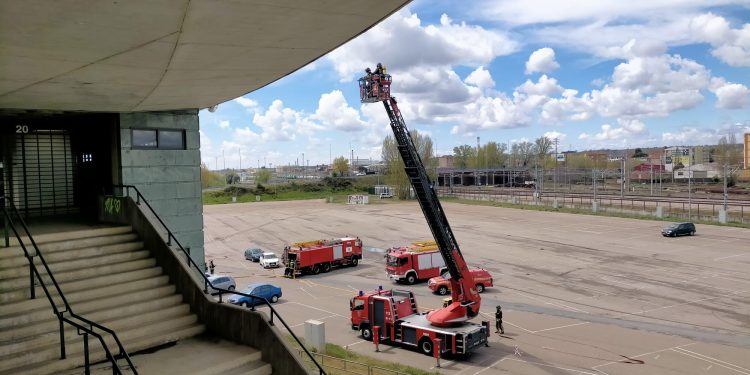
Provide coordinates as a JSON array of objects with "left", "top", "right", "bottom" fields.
[{"left": 199, "top": 0, "right": 750, "bottom": 170}]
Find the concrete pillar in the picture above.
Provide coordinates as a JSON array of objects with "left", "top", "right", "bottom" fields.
[
  {"left": 718, "top": 209, "right": 727, "bottom": 224},
  {"left": 553, "top": 199, "right": 559, "bottom": 209},
  {"left": 655, "top": 206, "right": 663, "bottom": 218},
  {"left": 305, "top": 320, "right": 325, "bottom": 353},
  {"left": 592, "top": 201, "right": 599, "bottom": 213},
  {"left": 512, "top": 197, "right": 519, "bottom": 204}
]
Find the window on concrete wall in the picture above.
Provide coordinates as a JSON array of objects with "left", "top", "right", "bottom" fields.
[{"left": 132, "top": 129, "right": 185, "bottom": 150}]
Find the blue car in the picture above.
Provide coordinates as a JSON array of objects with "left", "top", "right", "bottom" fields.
[{"left": 228, "top": 283, "right": 282, "bottom": 307}]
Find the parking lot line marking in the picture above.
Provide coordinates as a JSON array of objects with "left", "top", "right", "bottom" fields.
[
  {"left": 479, "top": 311, "right": 534, "bottom": 333},
  {"left": 345, "top": 339, "right": 367, "bottom": 348},
  {"left": 714, "top": 252, "right": 750, "bottom": 261},
  {"left": 507, "top": 290, "right": 590, "bottom": 314},
  {"left": 296, "top": 280, "right": 356, "bottom": 293},
  {"left": 498, "top": 357, "right": 600, "bottom": 375},
  {"left": 533, "top": 321, "right": 590, "bottom": 333},
  {"left": 299, "top": 287, "right": 317, "bottom": 299},
  {"left": 289, "top": 314, "right": 340, "bottom": 328},
  {"left": 672, "top": 347, "right": 750, "bottom": 374},
  {"left": 576, "top": 229, "right": 602, "bottom": 234},
  {"left": 591, "top": 343, "right": 697, "bottom": 372},
  {"left": 285, "top": 302, "right": 347, "bottom": 319}
]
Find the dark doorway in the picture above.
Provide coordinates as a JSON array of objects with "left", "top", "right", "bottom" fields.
[{"left": 1, "top": 112, "right": 117, "bottom": 220}]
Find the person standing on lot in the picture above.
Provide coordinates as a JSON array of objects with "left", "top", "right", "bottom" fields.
[
  {"left": 209, "top": 260, "right": 215, "bottom": 274},
  {"left": 495, "top": 305, "right": 504, "bottom": 334}
]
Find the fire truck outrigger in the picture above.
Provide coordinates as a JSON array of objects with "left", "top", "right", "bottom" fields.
[{"left": 350, "top": 68, "right": 489, "bottom": 357}]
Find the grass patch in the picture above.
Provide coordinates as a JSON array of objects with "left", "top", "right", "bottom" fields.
[{"left": 285, "top": 337, "right": 440, "bottom": 375}]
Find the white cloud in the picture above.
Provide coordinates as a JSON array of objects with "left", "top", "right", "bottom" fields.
[
  {"left": 516, "top": 74, "right": 563, "bottom": 96},
  {"left": 689, "top": 13, "right": 750, "bottom": 67},
  {"left": 578, "top": 119, "right": 649, "bottom": 146},
  {"left": 543, "top": 131, "right": 566, "bottom": 143},
  {"left": 525, "top": 47, "right": 559, "bottom": 74},
  {"left": 251, "top": 100, "right": 318, "bottom": 142},
  {"left": 662, "top": 127, "right": 718, "bottom": 144},
  {"left": 311, "top": 90, "right": 366, "bottom": 132},
  {"left": 234, "top": 97, "right": 258, "bottom": 109},
  {"left": 326, "top": 9, "right": 518, "bottom": 80},
  {"left": 465, "top": 66, "right": 496, "bottom": 89},
  {"left": 472, "top": 0, "right": 741, "bottom": 26},
  {"left": 219, "top": 120, "right": 230, "bottom": 129},
  {"left": 709, "top": 78, "right": 750, "bottom": 109}
]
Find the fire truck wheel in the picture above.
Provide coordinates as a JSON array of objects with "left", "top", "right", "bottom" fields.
[
  {"left": 350, "top": 257, "right": 359, "bottom": 267},
  {"left": 419, "top": 338, "right": 433, "bottom": 356},
  {"left": 361, "top": 327, "right": 373, "bottom": 341},
  {"left": 321, "top": 263, "right": 332, "bottom": 273},
  {"left": 312, "top": 265, "right": 321, "bottom": 274},
  {"left": 476, "top": 284, "right": 485, "bottom": 293},
  {"left": 437, "top": 286, "right": 449, "bottom": 295},
  {"left": 405, "top": 273, "right": 417, "bottom": 285}
]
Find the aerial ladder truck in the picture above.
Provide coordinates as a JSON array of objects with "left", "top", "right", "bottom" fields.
[{"left": 349, "top": 68, "right": 489, "bottom": 357}]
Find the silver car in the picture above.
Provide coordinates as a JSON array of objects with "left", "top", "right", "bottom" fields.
[{"left": 206, "top": 275, "right": 236, "bottom": 294}]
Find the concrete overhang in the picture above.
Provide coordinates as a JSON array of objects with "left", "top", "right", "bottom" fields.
[{"left": 0, "top": 0, "right": 409, "bottom": 112}]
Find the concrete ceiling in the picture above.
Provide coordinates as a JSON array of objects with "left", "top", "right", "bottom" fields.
[{"left": 0, "top": 0, "right": 409, "bottom": 112}]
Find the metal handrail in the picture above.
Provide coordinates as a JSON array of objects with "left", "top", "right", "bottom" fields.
[
  {"left": 1, "top": 197, "right": 137, "bottom": 374},
  {"left": 112, "top": 185, "right": 326, "bottom": 375}
]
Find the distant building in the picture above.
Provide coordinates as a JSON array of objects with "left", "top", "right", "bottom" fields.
[
  {"left": 664, "top": 146, "right": 692, "bottom": 172},
  {"left": 630, "top": 163, "right": 667, "bottom": 182},
  {"left": 438, "top": 155, "right": 454, "bottom": 168},
  {"left": 745, "top": 133, "right": 750, "bottom": 170},
  {"left": 673, "top": 163, "right": 719, "bottom": 181}
]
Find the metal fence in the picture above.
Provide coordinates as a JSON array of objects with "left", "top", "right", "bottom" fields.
[
  {"left": 440, "top": 187, "right": 750, "bottom": 224},
  {"left": 297, "top": 350, "right": 409, "bottom": 375}
]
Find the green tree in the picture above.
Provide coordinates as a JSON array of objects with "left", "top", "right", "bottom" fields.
[
  {"left": 633, "top": 148, "right": 648, "bottom": 158},
  {"left": 452, "top": 145, "right": 475, "bottom": 169},
  {"left": 533, "top": 136, "right": 553, "bottom": 168},
  {"left": 332, "top": 156, "right": 349, "bottom": 176},
  {"left": 225, "top": 172, "right": 239, "bottom": 185},
  {"left": 255, "top": 167, "right": 271, "bottom": 184},
  {"left": 382, "top": 130, "right": 434, "bottom": 199},
  {"left": 511, "top": 141, "right": 534, "bottom": 167},
  {"left": 200, "top": 163, "right": 224, "bottom": 188}
]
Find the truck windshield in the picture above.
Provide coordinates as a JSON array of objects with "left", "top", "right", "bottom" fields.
[{"left": 386, "top": 255, "right": 407, "bottom": 267}]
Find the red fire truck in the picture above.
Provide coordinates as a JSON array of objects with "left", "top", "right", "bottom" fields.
[
  {"left": 282, "top": 237, "right": 362, "bottom": 278},
  {"left": 350, "top": 70, "right": 490, "bottom": 357},
  {"left": 350, "top": 287, "right": 489, "bottom": 356},
  {"left": 385, "top": 241, "right": 447, "bottom": 284}
]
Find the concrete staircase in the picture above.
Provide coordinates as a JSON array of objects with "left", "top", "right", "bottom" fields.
[{"left": 0, "top": 226, "right": 269, "bottom": 375}]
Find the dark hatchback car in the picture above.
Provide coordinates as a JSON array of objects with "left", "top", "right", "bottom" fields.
[
  {"left": 244, "top": 248, "right": 264, "bottom": 262},
  {"left": 662, "top": 222, "right": 696, "bottom": 237}
]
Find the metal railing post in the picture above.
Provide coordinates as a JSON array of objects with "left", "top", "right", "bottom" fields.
[
  {"left": 84, "top": 333, "right": 90, "bottom": 375},
  {"left": 60, "top": 318, "right": 66, "bottom": 359},
  {"left": 29, "top": 261, "right": 35, "bottom": 299}
]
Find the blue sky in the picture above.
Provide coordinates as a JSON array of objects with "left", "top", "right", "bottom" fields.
[{"left": 199, "top": 0, "right": 750, "bottom": 170}]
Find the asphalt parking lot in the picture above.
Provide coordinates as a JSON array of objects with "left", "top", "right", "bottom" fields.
[{"left": 204, "top": 199, "right": 750, "bottom": 374}]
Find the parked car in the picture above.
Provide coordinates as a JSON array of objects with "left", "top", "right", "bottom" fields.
[
  {"left": 244, "top": 247, "right": 264, "bottom": 262},
  {"left": 259, "top": 252, "right": 280, "bottom": 268},
  {"left": 427, "top": 269, "right": 493, "bottom": 295},
  {"left": 206, "top": 275, "right": 236, "bottom": 294},
  {"left": 228, "top": 283, "right": 282, "bottom": 307},
  {"left": 661, "top": 222, "right": 696, "bottom": 237}
]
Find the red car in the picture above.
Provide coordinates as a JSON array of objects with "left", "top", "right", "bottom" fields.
[{"left": 427, "top": 269, "right": 493, "bottom": 295}]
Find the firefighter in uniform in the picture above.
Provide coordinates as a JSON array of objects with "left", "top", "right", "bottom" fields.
[{"left": 495, "top": 305, "right": 504, "bottom": 334}]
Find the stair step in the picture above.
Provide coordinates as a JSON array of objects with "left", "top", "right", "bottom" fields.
[
  {"left": 221, "top": 361, "right": 272, "bottom": 375},
  {"left": 0, "top": 258, "right": 157, "bottom": 294},
  {"left": 0, "top": 314, "right": 200, "bottom": 373},
  {"left": 0, "top": 304, "right": 191, "bottom": 357},
  {"left": 0, "top": 323, "right": 205, "bottom": 375},
  {"left": 5, "top": 226, "right": 133, "bottom": 249},
  {"left": 0, "top": 285, "right": 176, "bottom": 332},
  {"left": 0, "top": 240, "right": 144, "bottom": 271},
  {"left": 0, "top": 295, "right": 184, "bottom": 344},
  {"left": 0, "top": 250, "right": 151, "bottom": 280},
  {"left": 1, "top": 275, "right": 170, "bottom": 318}
]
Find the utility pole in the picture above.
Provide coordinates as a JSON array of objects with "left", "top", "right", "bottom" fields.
[
  {"left": 475, "top": 136, "right": 482, "bottom": 186},
  {"left": 222, "top": 149, "right": 225, "bottom": 170},
  {"left": 239, "top": 149, "right": 242, "bottom": 170},
  {"left": 554, "top": 137, "right": 559, "bottom": 192}
]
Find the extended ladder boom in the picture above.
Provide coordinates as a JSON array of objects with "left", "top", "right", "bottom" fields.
[{"left": 360, "top": 72, "right": 480, "bottom": 326}]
